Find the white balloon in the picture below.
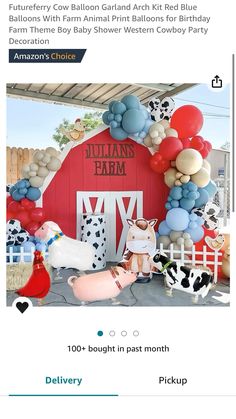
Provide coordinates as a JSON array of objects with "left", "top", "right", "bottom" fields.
[
  {"left": 30, "top": 163, "right": 39, "bottom": 171},
  {"left": 47, "top": 157, "right": 61, "bottom": 171},
  {"left": 159, "top": 120, "right": 169, "bottom": 129},
  {"left": 37, "top": 167, "right": 49, "bottom": 177},
  {"left": 33, "top": 151, "right": 44, "bottom": 162},
  {"left": 29, "top": 176, "right": 44, "bottom": 188},
  {"left": 165, "top": 128, "right": 178, "bottom": 137},
  {"left": 45, "top": 147, "right": 59, "bottom": 157}
]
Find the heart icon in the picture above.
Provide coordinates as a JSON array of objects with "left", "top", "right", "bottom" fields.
[{"left": 16, "top": 301, "right": 29, "bottom": 313}]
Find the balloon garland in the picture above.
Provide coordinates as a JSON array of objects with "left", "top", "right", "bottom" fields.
[
  {"left": 103, "top": 95, "right": 219, "bottom": 258},
  {"left": 6, "top": 147, "right": 61, "bottom": 249}
]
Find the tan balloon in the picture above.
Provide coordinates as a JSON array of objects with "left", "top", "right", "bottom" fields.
[
  {"left": 165, "top": 128, "right": 178, "bottom": 137},
  {"left": 202, "top": 160, "right": 211, "bottom": 173},
  {"left": 170, "top": 231, "right": 182, "bottom": 242},
  {"left": 175, "top": 180, "right": 182, "bottom": 186},
  {"left": 180, "top": 175, "right": 190, "bottom": 184},
  {"left": 176, "top": 172, "right": 183, "bottom": 179},
  {"left": 159, "top": 120, "right": 169, "bottom": 129},
  {"left": 28, "top": 171, "right": 37, "bottom": 177},
  {"left": 156, "top": 236, "right": 171, "bottom": 248},
  {"left": 191, "top": 167, "right": 210, "bottom": 187},
  {"left": 45, "top": 147, "right": 59, "bottom": 157},
  {"left": 30, "top": 163, "right": 39, "bottom": 172},
  {"left": 33, "top": 151, "right": 44, "bottom": 162},
  {"left": 47, "top": 157, "right": 61, "bottom": 171},
  {"left": 164, "top": 168, "right": 177, "bottom": 188},
  {"left": 143, "top": 135, "right": 153, "bottom": 147},
  {"left": 29, "top": 176, "right": 44, "bottom": 188},
  {"left": 37, "top": 167, "right": 49, "bottom": 177},
  {"left": 176, "top": 148, "right": 203, "bottom": 175},
  {"left": 42, "top": 153, "right": 51, "bottom": 164}
]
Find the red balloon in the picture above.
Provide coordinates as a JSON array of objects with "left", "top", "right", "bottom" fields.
[
  {"left": 205, "top": 141, "right": 212, "bottom": 152},
  {"left": 7, "top": 196, "right": 13, "bottom": 206},
  {"left": 8, "top": 200, "right": 22, "bottom": 213},
  {"left": 181, "top": 138, "right": 191, "bottom": 148},
  {"left": 21, "top": 198, "right": 36, "bottom": 210},
  {"left": 159, "top": 137, "right": 183, "bottom": 160},
  {"left": 30, "top": 207, "right": 46, "bottom": 222},
  {"left": 7, "top": 210, "right": 16, "bottom": 221},
  {"left": 149, "top": 153, "right": 170, "bottom": 174},
  {"left": 170, "top": 105, "right": 203, "bottom": 139},
  {"left": 25, "top": 221, "right": 40, "bottom": 236},
  {"left": 191, "top": 136, "right": 204, "bottom": 151},
  {"left": 16, "top": 210, "right": 31, "bottom": 228}
]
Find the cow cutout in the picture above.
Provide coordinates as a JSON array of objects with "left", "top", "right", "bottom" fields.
[{"left": 119, "top": 218, "right": 157, "bottom": 282}]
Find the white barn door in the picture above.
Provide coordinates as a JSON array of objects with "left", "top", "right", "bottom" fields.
[{"left": 77, "top": 191, "right": 143, "bottom": 261}]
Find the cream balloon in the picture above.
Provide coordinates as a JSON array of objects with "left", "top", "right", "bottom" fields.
[
  {"left": 45, "top": 147, "right": 59, "bottom": 157},
  {"left": 29, "top": 176, "right": 44, "bottom": 188},
  {"left": 159, "top": 119, "right": 169, "bottom": 129},
  {"left": 37, "top": 167, "right": 49, "bottom": 177},
  {"left": 164, "top": 168, "right": 177, "bottom": 188},
  {"left": 33, "top": 151, "right": 44, "bottom": 162},
  {"left": 176, "top": 148, "right": 203, "bottom": 175},
  {"left": 202, "top": 159, "right": 211, "bottom": 173},
  {"left": 170, "top": 231, "right": 182, "bottom": 242},
  {"left": 47, "top": 157, "right": 61, "bottom": 171},
  {"left": 30, "top": 163, "right": 39, "bottom": 171},
  {"left": 180, "top": 175, "right": 190, "bottom": 184},
  {"left": 143, "top": 135, "right": 152, "bottom": 147},
  {"left": 28, "top": 171, "right": 37, "bottom": 177},
  {"left": 42, "top": 153, "right": 51, "bottom": 164},
  {"left": 156, "top": 236, "right": 171, "bottom": 248},
  {"left": 165, "top": 128, "right": 178, "bottom": 137},
  {"left": 191, "top": 167, "right": 210, "bottom": 187}
]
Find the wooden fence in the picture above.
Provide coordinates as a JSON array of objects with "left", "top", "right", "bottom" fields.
[{"left": 6, "top": 147, "right": 42, "bottom": 184}]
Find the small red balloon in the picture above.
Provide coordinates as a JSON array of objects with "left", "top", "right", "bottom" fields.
[
  {"left": 21, "top": 198, "right": 36, "bottom": 210},
  {"left": 7, "top": 210, "right": 16, "bottom": 221},
  {"left": 8, "top": 200, "right": 22, "bottom": 213},
  {"left": 25, "top": 221, "right": 40, "bottom": 236},
  {"left": 149, "top": 153, "right": 170, "bottom": 174},
  {"left": 191, "top": 136, "right": 204, "bottom": 151},
  {"left": 16, "top": 210, "right": 31, "bottom": 228},
  {"left": 170, "top": 105, "right": 203, "bottom": 139},
  {"left": 181, "top": 138, "right": 191, "bottom": 148},
  {"left": 159, "top": 137, "right": 183, "bottom": 160},
  {"left": 7, "top": 196, "right": 13, "bottom": 206},
  {"left": 30, "top": 207, "right": 46, "bottom": 222}
]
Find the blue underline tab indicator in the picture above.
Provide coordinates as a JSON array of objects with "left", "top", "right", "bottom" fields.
[{"left": 9, "top": 49, "right": 87, "bottom": 63}]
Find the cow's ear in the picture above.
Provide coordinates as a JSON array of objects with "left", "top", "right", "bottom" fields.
[
  {"left": 149, "top": 219, "right": 158, "bottom": 227},
  {"left": 127, "top": 219, "right": 134, "bottom": 226}
]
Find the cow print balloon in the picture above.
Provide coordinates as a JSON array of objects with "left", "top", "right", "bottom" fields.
[{"left": 148, "top": 96, "right": 175, "bottom": 122}]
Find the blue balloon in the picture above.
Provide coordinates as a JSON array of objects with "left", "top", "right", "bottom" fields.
[
  {"left": 112, "top": 101, "right": 126, "bottom": 115},
  {"left": 107, "top": 113, "right": 114, "bottom": 122},
  {"left": 26, "top": 187, "right": 41, "bottom": 201},
  {"left": 189, "top": 213, "right": 198, "bottom": 221},
  {"left": 165, "top": 203, "right": 172, "bottom": 210},
  {"left": 19, "top": 187, "right": 27, "bottom": 195},
  {"left": 110, "top": 120, "right": 118, "bottom": 128},
  {"left": 170, "top": 186, "right": 182, "bottom": 200},
  {"left": 115, "top": 114, "right": 122, "bottom": 122},
  {"left": 195, "top": 188, "right": 209, "bottom": 207},
  {"left": 188, "top": 191, "right": 199, "bottom": 200},
  {"left": 110, "top": 127, "right": 127, "bottom": 141},
  {"left": 139, "top": 131, "right": 147, "bottom": 139},
  {"left": 16, "top": 179, "right": 27, "bottom": 189},
  {"left": 184, "top": 226, "right": 204, "bottom": 243},
  {"left": 171, "top": 200, "right": 179, "bottom": 208},
  {"left": 102, "top": 111, "right": 111, "bottom": 125},
  {"left": 166, "top": 208, "right": 189, "bottom": 231},
  {"left": 29, "top": 235, "right": 36, "bottom": 242},
  {"left": 189, "top": 221, "right": 197, "bottom": 229},
  {"left": 36, "top": 242, "right": 46, "bottom": 252},
  {"left": 121, "top": 95, "right": 140, "bottom": 110},
  {"left": 187, "top": 181, "right": 198, "bottom": 192},
  {"left": 141, "top": 108, "right": 149, "bottom": 119},
  {"left": 122, "top": 109, "right": 145, "bottom": 134},
  {"left": 108, "top": 101, "right": 116, "bottom": 112},
  {"left": 144, "top": 119, "right": 154, "bottom": 131},
  {"left": 203, "top": 180, "right": 217, "bottom": 198},
  {"left": 180, "top": 198, "right": 195, "bottom": 211},
  {"left": 12, "top": 190, "right": 24, "bottom": 201},
  {"left": 10, "top": 185, "right": 16, "bottom": 195},
  {"left": 158, "top": 220, "right": 171, "bottom": 236}
]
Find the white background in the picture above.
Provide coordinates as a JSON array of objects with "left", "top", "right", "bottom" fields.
[{"left": 0, "top": 0, "right": 235, "bottom": 417}]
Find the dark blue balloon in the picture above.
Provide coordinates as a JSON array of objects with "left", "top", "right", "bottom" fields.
[
  {"left": 194, "top": 188, "right": 209, "bottom": 207},
  {"left": 110, "top": 127, "right": 127, "bottom": 141},
  {"left": 26, "top": 187, "right": 41, "bottom": 201},
  {"left": 102, "top": 111, "right": 111, "bottom": 125}
]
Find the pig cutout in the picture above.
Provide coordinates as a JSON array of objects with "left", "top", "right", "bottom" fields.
[{"left": 119, "top": 218, "right": 157, "bottom": 283}]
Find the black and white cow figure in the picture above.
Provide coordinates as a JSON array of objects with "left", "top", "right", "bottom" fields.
[{"left": 150, "top": 251, "right": 213, "bottom": 303}]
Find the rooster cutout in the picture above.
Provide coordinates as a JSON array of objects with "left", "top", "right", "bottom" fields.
[
  {"left": 61, "top": 118, "right": 85, "bottom": 143},
  {"left": 17, "top": 251, "right": 50, "bottom": 300}
]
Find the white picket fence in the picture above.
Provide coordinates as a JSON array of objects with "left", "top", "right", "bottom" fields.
[{"left": 6, "top": 243, "right": 223, "bottom": 282}]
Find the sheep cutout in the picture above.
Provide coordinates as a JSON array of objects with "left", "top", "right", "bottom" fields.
[
  {"left": 119, "top": 218, "right": 157, "bottom": 283},
  {"left": 35, "top": 221, "right": 95, "bottom": 271}
]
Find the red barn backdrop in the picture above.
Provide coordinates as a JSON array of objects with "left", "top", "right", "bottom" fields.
[{"left": 42, "top": 126, "right": 169, "bottom": 261}]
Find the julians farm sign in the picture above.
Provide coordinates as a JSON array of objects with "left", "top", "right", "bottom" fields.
[{"left": 85, "top": 143, "right": 135, "bottom": 176}]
